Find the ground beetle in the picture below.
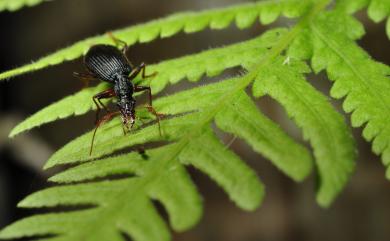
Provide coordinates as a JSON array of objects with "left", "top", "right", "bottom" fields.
[{"left": 74, "top": 33, "right": 162, "bottom": 154}]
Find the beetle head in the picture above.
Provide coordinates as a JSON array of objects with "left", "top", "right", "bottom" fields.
[{"left": 118, "top": 99, "right": 136, "bottom": 130}]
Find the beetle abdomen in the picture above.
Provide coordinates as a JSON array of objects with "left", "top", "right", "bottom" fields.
[{"left": 84, "top": 45, "right": 132, "bottom": 82}]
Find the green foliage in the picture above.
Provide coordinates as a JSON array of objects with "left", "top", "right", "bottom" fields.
[
  {"left": 0, "top": 0, "right": 52, "bottom": 12},
  {"left": 289, "top": 9, "right": 390, "bottom": 172},
  {"left": 253, "top": 57, "right": 355, "bottom": 206},
  {"left": 9, "top": 29, "right": 284, "bottom": 137},
  {"left": 1, "top": 0, "right": 390, "bottom": 241},
  {"left": 335, "top": 0, "right": 390, "bottom": 38}
]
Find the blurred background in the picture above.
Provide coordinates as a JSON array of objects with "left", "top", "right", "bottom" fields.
[{"left": 0, "top": 0, "right": 389, "bottom": 241}]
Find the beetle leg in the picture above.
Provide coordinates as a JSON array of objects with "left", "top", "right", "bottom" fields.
[
  {"left": 140, "top": 63, "right": 158, "bottom": 79},
  {"left": 134, "top": 85, "right": 164, "bottom": 136},
  {"left": 128, "top": 63, "right": 157, "bottom": 81},
  {"left": 107, "top": 32, "right": 128, "bottom": 50},
  {"left": 107, "top": 32, "right": 134, "bottom": 68},
  {"left": 134, "top": 85, "right": 153, "bottom": 106},
  {"left": 93, "top": 88, "right": 116, "bottom": 124},
  {"left": 90, "top": 111, "right": 120, "bottom": 155},
  {"left": 73, "top": 72, "right": 98, "bottom": 88}
]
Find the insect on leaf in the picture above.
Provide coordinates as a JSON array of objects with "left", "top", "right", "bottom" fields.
[{"left": 1, "top": 0, "right": 390, "bottom": 241}]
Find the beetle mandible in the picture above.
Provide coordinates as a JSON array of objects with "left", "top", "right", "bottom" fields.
[{"left": 74, "top": 33, "right": 162, "bottom": 155}]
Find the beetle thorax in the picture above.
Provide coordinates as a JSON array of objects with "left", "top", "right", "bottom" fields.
[
  {"left": 114, "top": 75, "right": 134, "bottom": 98},
  {"left": 114, "top": 76, "right": 136, "bottom": 128}
]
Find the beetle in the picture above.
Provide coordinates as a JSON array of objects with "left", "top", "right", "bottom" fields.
[{"left": 74, "top": 33, "right": 162, "bottom": 155}]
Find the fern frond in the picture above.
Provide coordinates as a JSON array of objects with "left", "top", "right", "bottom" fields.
[
  {"left": 45, "top": 78, "right": 312, "bottom": 181},
  {"left": 1, "top": 146, "right": 204, "bottom": 241},
  {"left": 0, "top": 0, "right": 51, "bottom": 12},
  {"left": 253, "top": 57, "right": 355, "bottom": 207},
  {"left": 0, "top": 73, "right": 273, "bottom": 240},
  {"left": 0, "top": 122, "right": 264, "bottom": 241},
  {"left": 289, "top": 10, "right": 390, "bottom": 176},
  {"left": 9, "top": 29, "right": 284, "bottom": 137},
  {"left": 3, "top": 1, "right": 390, "bottom": 240},
  {"left": 0, "top": 0, "right": 312, "bottom": 81}
]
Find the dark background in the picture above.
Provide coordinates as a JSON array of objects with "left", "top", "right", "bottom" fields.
[{"left": 0, "top": 1, "right": 389, "bottom": 241}]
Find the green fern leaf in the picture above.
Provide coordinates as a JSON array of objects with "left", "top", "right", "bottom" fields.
[
  {"left": 49, "top": 128, "right": 265, "bottom": 211},
  {"left": 289, "top": 10, "right": 390, "bottom": 176},
  {"left": 49, "top": 151, "right": 145, "bottom": 183},
  {"left": 0, "top": 0, "right": 311, "bottom": 81},
  {"left": 180, "top": 129, "right": 264, "bottom": 210},
  {"left": 253, "top": 57, "right": 356, "bottom": 207},
  {"left": 1, "top": 146, "right": 202, "bottom": 240},
  {"left": 214, "top": 91, "right": 313, "bottom": 182},
  {"left": 0, "top": 0, "right": 52, "bottom": 12},
  {"left": 1, "top": 68, "right": 328, "bottom": 240},
  {"left": 151, "top": 80, "right": 313, "bottom": 181},
  {"left": 9, "top": 83, "right": 109, "bottom": 137},
  {"left": 0, "top": 73, "right": 271, "bottom": 240},
  {"left": 0, "top": 127, "right": 263, "bottom": 241}
]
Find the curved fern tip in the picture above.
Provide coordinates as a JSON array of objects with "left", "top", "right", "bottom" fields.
[
  {"left": 244, "top": 185, "right": 265, "bottom": 212},
  {"left": 316, "top": 198, "right": 331, "bottom": 209},
  {"left": 316, "top": 190, "right": 337, "bottom": 208},
  {"left": 43, "top": 161, "right": 55, "bottom": 170},
  {"left": 8, "top": 128, "right": 20, "bottom": 138},
  {"left": 47, "top": 174, "right": 61, "bottom": 183}
]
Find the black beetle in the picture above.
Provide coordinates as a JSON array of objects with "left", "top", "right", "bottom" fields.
[{"left": 74, "top": 33, "right": 162, "bottom": 154}]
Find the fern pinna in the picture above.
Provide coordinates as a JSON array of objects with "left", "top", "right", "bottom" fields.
[{"left": 0, "top": 0, "right": 389, "bottom": 240}]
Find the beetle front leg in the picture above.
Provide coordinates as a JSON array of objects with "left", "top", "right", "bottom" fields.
[
  {"left": 134, "top": 85, "right": 164, "bottom": 136},
  {"left": 92, "top": 88, "right": 116, "bottom": 124},
  {"left": 134, "top": 85, "right": 153, "bottom": 106}
]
